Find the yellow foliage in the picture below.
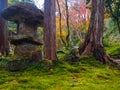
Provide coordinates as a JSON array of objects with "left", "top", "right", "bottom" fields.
[
  {"left": 56, "top": 30, "right": 67, "bottom": 48},
  {"left": 0, "top": 53, "right": 2, "bottom": 57},
  {"left": 56, "top": 30, "right": 67, "bottom": 40},
  {"left": 8, "top": 0, "right": 11, "bottom": 4},
  {"left": 8, "top": 27, "right": 14, "bottom": 31},
  {"left": 56, "top": 16, "right": 66, "bottom": 31},
  {"left": 84, "top": 20, "right": 90, "bottom": 31},
  {"left": 56, "top": 16, "right": 67, "bottom": 48}
]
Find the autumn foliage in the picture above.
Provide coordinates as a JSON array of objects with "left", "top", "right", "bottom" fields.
[{"left": 56, "top": 0, "right": 91, "bottom": 48}]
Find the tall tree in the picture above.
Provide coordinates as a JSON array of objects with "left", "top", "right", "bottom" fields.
[
  {"left": 0, "top": 0, "right": 9, "bottom": 55},
  {"left": 65, "top": 0, "right": 70, "bottom": 46},
  {"left": 105, "top": 0, "right": 120, "bottom": 33},
  {"left": 56, "top": 0, "right": 66, "bottom": 46},
  {"left": 79, "top": 0, "right": 110, "bottom": 63},
  {"left": 44, "top": 0, "right": 57, "bottom": 60}
]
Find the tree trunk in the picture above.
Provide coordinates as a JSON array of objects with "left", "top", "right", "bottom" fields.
[
  {"left": 56, "top": 0, "right": 66, "bottom": 46},
  {"left": 65, "top": 0, "right": 70, "bottom": 46},
  {"left": 0, "top": 0, "right": 9, "bottom": 55},
  {"left": 79, "top": 0, "right": 109, "bottom": 63},
  {"left": 44, "top": 0, "right": 57, "bottom": 60}
]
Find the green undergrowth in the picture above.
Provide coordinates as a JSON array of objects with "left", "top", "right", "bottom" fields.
[
  {"left": 104, "top": 39, "right": 120, "bottom": 56},
  {"left": 105, "top": 44, "right": 120, "bottom": 56},
  {"left": 0, "top": 55, "right": 120, "bottom": 90}
]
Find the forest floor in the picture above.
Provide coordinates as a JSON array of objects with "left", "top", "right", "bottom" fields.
[{"left": 0, "top": 44, "right": 120, "bottom": 90}]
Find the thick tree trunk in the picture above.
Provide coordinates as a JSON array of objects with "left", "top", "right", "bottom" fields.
[
  {"left": 79, "top": 0, "right": 109, "bottom": 63},
  {"left": 0, "top": 0, "right": 9, "bottom": 55},
  {"left": 44, "top": 0, "right": 57, "bottom": 60}
]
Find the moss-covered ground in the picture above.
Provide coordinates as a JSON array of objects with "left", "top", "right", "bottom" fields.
[{"left": 0, "top": 44, "right": 120, "bottom": 90}]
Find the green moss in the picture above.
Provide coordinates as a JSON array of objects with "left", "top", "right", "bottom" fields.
[
  {"left": 105, "top": 44, "right": 120, "bottom": 55},
  {"left": 0, "top": 55, "right": 120, "bottom": 90},
  {"left": 0, "top": 44, "right": 120, "bottom": 90}
]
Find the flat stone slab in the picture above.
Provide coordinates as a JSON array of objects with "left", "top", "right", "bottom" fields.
[
  {"left": 1, "top": 3, "right": 44, "bottom": 26},
  {"left": 10, "top": 34, "right": 43, "bottom": 45}
]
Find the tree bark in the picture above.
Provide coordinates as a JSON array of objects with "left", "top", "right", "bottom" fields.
[
  {"left": 44, "top": 0, "right": 57, "bottom": 60},
  {"left": 0, "top": 0, "right": 9, "bottom": 55},
  {"left": 79, "top": 0, "right": 109, "bottom": 63}
]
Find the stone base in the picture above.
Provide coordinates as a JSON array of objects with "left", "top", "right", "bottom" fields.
[
  {"left": 8, "top": 59, "right": 30, "bottom": 71},
  {"left": 13, "top": 44, "right": 42, "bottom": 61}
]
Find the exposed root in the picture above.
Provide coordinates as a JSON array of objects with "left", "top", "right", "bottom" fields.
[
  {"left": 108, "top": 57, "right": 120, "bottom": 67},
  {"left": 79, "top": 44, "right": 120, "bottom": 67}
]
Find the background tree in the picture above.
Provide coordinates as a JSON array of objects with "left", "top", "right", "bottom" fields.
[
  {"left": 0, "top": 0, "right": 9, "bottom": 55},
  {"left": 105, "top": 0, "right": 120, "bottom": 33},
  {"left": 56, "top": 0, "right": 66, "bottom": 47},
  {"left": 65, "top": 0, "right": 70, "bottom": 47},
  {"left": 68, "top": 0, "right": 89, "bottom": 42},
  {"left": 44, "top": 0, "right": 57, "bottom": 60},
  {"left": 56, "top": 0, "right": 90, "bottom": 49}
]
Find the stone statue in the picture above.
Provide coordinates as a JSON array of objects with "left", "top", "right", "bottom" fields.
[{"left": 1, "top": 3, "right": 44, "bottom": 62}]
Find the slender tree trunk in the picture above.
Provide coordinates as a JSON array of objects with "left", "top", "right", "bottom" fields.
[
  {"left": 79, "top": 0, "right": 109, "bottom": 63},
  {"left": 56, "top": 0, "right": 66, "bottom": 46},
  {"left": 65, "top": 0, "right": 70, "bottom": 46},
  {"left": 0, "top": 0, "right": 9, "bottom": 56},
  {"left": 44, "top": 0, "right": 57, "bottom": 60}
]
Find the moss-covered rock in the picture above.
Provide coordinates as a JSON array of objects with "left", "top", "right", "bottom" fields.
[{"left": 8, "top": 59, "right": 30, "bottom": 71}]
